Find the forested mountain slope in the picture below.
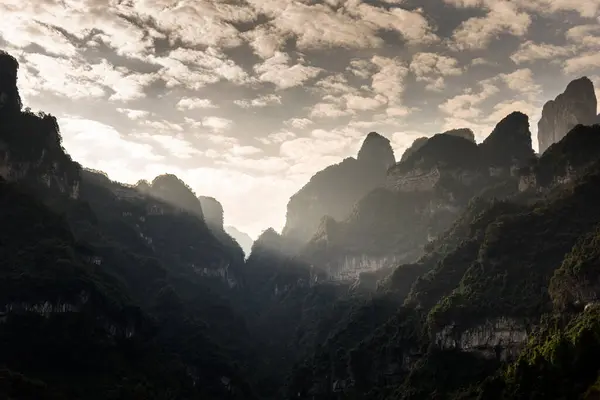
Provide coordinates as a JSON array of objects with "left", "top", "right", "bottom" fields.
[{"left": 3, "top": 46, "right": 600, "bottom": 400}]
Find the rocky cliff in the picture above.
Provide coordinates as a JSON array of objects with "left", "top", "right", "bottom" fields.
[
  {"left": 0, "top": 51, "right": 79, "bottom": 198},
  {"left": 281, "top": 132, "right": 395, "bottom": 248},
  {"left": 538, "top": 77, "right": 597, "bottom": 154},
  {"left": 0, "top": 51, "right": 22, "bottom": 114},
  {"left": 519, "top": 124, "right": 600, "bottom": 192}
]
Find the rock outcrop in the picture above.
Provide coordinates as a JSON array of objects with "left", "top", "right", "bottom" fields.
[
  {"left": 519, "top": 124, "right": 600, "bottom": 192},
  {"left": 0, "top": 51, "right": 79, "bottom": 197},
  {"left": 479, "top": 111, "right": 535, "bottom": 173},
  {"left": 281, "top": 132, "right": 395, "bottom": 247},
  {"left": 537, "top": 77, "right": 597, "bottom": 154},
  {"left": 0, "top": 51, "right": 22, "bottom": 114}
]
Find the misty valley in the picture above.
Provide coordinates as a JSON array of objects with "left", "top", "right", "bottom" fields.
[{"left": 2, "top": 40, "right": 600, "bottom": 400}]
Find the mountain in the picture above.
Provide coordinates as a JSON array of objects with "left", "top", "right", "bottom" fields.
[
  {"left": 400, "top": 128, "right": 475, "bottom": 162},
  {"left": 6, "top": 46, "right": 600, "bottom": 400},
  {"left": 285, "top": 124, "right": 600, "bottom": 399},
  {"left": 225, "top": 225, "right": 254, "bottom": 256},
  {"left": 281, "top": 131, "right": 395, "bottom": 248},
  {"left": 537, "top": 76, "right": 597, "bottom": 154},
  {"left": 0, "top": 51, "right": 259, "bottom": 399},
  {"left": 299, "top": 112, "right": 533, "bottom": 281}
]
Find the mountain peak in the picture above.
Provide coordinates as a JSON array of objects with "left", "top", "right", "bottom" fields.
[
  {"left": 199, "top": 196, "right": 224, "bottom": 229},
  {"left": 0, "top": 51, "right": 22, "bottom": 113},
  {"left": 538, "top": 77, "right": 597, "bottom": 153},
  {"left": 357, "top": 131, "right": 395, "bottom": 169},
  {"left": 564, "top": 76, "right": 594, "bottom": 95},
  {"left": 480, "top": 111, "right": 533, "bottom": 168},
  {"left": 140, "top": 174, "right": 203, "bottom": 217}
]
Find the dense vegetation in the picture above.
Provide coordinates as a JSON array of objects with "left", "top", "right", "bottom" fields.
[{"left": 3, "top": 48, "right": 600, "bottom": 400}]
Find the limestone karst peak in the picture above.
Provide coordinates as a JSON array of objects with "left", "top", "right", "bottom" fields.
[
  {"left": 480, "top": 111, "right": 533, "bottom": 168},
  {"left": 357, "top": 131, "right": 395, "bottom": 169},
  {"left": 143, "top": 173, "right": 203, "bottom": 216},
  {"left": 199, "top": 196, "right": 224, "bottom": 229},
  {"left": 564, "top": 76, "right": 594, "bottom": 95},
  {"left": 400, "top": 128, "right": 475, "bottom": 162},
  {"left": 537, "top": 76, "right": 597, "bottom": 154},
  {"left": 0, "top": 50, "right": 22, "bottom": 113}
]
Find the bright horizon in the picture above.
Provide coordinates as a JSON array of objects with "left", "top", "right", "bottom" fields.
[{"left": 3, "top": 0, "right": 599, "bottom": 238}]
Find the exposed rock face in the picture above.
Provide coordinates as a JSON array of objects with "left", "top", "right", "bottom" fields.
[
  {"left": 282, "top": 132, "right": 395, "bottom": 247},
  {"left": 479, "top": 111, "right": 534, "bottom": 171},
  {"left": 387, "top": 133, "right": 481, "bottom": 193},
  {"left": 199, "top": 196, "right": 224, "bottom": 229},
  {"left": 0, "top": 51, "right": 22, "bottom": 113},
  {"left": 435, "top": 318, "right": 528, "bottom": 361},
  {"left": 0, "top": 51, "right": 79, "bottom": 197},
  {"left": 519, "top": 124, "right": 600, "bottom": 192},
  {"left": 537, "top": 77, "right": 597, "bottom": 154},
  {"left": 225, "top": 226, "right": 254, "bottom": 257}
]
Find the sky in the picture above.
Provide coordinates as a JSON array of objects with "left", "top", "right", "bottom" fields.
[{"left": 1, "top": 0, "right": 600, "bottom": 239}]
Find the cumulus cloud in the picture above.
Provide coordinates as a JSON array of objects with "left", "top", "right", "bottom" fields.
[
  {"left": 448, "top": 0, "right": 531, "bottom": 50},
  {"left": 410, "top": 52, "right": 462, "bottom": 90},
  {"left": 17, "top": 53, "right": 155, "bottom": 101},
  {"left": 498, "top": 68, "right": 541, "bottom": 100},
  {"left": 439, "top": 82, "right": 500, "bottom": 119},
  {"left": 254, "top": 52, "right": 323, "bottom": 89},
  {"left": 510, "top": 41, "right": 574, "bottom": 64},
  {"left": 234, "top": 94, "right": 282, "bottom": 108},
  {"left": 177, "top": 97, "right": 218, "bottom": 110},
  {"left": 60, "top": 117, "right": 164, "bottom": 168},
  {"left": 133, "top": 132, "right": 203, "bottom": 159},
  {"left": 202, "top": 117, "right": 234, "bottom": 132}
]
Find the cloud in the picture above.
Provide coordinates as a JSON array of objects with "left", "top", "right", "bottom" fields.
[
  {"left": 448, "top": 1, "right": 531, "bottom": 50},
  {"left": 510, "top": 41, "right": 574, "bottom": 64},
  {"left": 234, "top": 94, "right": 282, "bottom": 108},
  {"left": 499, "top": 68, "right": 541, "bottom": 100},
  {"left": 284, "top": 118, "right": 313, "bottom": 130},
  {"left": 371, "top": 56, "right": 409, "bottom": 104},
  {"left": 60, "top": 117, "right": 164, "bottom": 168},
  {"left": 254, "top": 52, "right": 323, "bottom": 89},
  {"left": 258, "top": 131, "right": 298, "bottom": 145},
  {"left": 310, "top": 102, "right": 355, "bottom": 119},
  {"left": 177, "top": 97, "right": 218, "bottom": 110},
  {"left": 16, "top": 53, "right": 155, "bottom": 102},
  {"left": 202, "top": 116, "right": 234, "bottom": 132},
  {"left": 116, "top": 108, "right": 151, "bottom": 120},
  {"left": 133, "top": 132, "right": 203, "bottom": 159},
  {"left": 439, "top": 81, "right": 500, "bottom": 119},
  {"left": 564, "top": 53, "right": 600, "bottom": 75},
  {"left": 410, "top": 52, "right": 462, "bottom": 90},
  {"left": 566, "top": 25, "right": 600, "bottom": 49}
]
